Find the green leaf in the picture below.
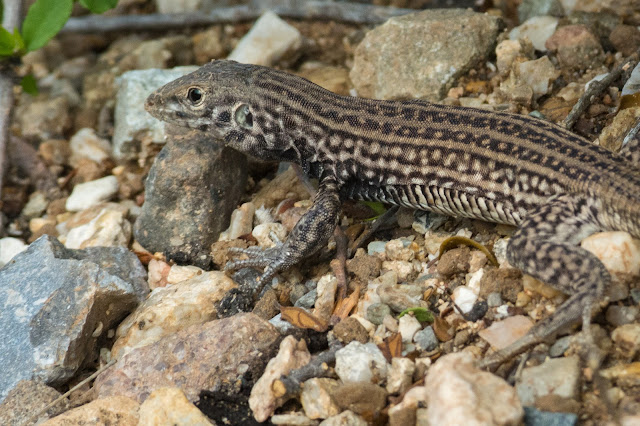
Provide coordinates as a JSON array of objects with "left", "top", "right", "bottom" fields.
[
  {"left": 398, "top": 307, "right": 434, "bottom": 323},
  {"left": 20, "top": 74, "right": 38, "bottom": 95},
  {"left": 78, "top": 0, "right": 118, "bottom": 14},
  {"left": 0, "top": 0, "right": 4, "bottom": 25},
  {"left": 0, "top": 27, "right": 15, "bottom": 56},
  {"left": 22, "top": 0, "right": 73, "bottom": 52},
  {"left": 12, "top": 28, "right": 24, "bottom": 52}
]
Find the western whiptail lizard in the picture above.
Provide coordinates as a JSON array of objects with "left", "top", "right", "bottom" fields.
[{"left": 145, "top": 60, "right": 640, "bottom": 368}]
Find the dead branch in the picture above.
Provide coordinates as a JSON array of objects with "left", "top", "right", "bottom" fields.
[{"left": 60, "top": 2, "right": 414, "bottom": 34}]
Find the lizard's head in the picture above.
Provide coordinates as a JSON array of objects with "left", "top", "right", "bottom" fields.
[{"left": 145, "top": 60, "right": 287, "bottom": 159}]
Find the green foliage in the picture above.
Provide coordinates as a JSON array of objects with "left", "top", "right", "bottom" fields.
[
  {"left": 20, "top": 74, "right": 38, "bottom": 95},
  {"left": 80, "top": 0, "right": 119, "bottom": 14},
  {"left": 22, "top": 0, "right": 73, "bottom": 52},
  {"left": 398, "top": 307, "right": 434, "bottom": 323}
]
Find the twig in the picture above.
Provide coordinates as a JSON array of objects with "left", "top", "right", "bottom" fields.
[
  {"left": 22, "top": 360, "right": 116, "bottom": 426},
  {"left": 271, "top": 342, "right": 342, "bottom": 401},
  {"left": 564, "top": 51, "right": 640, "bottom": 130},
  {"left": 0, "top": 0, "right": 22, "bottom": 202},
  {"left": 60, "top": 2, "right": 415, "bottom": 34}
]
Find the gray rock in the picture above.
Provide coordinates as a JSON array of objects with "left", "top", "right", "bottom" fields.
[
  {"left": 487, "top": 291, "right": 503, "bottom": 307},
  {"left": 516, "top": 356, "right": 580, "bottom": 406},
  {"left": 549, "top": 335, "right": 571, "bottom": 357},
  {"left": 518, "top": 0, "right": 564, "bottom": 23},
  {"left": 134, "top": 129, "right": 247, "bottom": 268},
  {"left": 366, "top": 303, "right": 392, "bottom": 325},
  {"left": 606, "top": 305, "right": 639, "bottom": 327},
  {"left": 0, "top": 235, "right": 148, "bottom": 402},
  {"left": 295, "top": 289, "right": 317, "bottom": 309},
  {"left": 523, "top": 406, "right": 577, "bottom": 426},
  {"left": 112, "top": 67, "right": 198, "bottom": 160},
  {"left": 414, "top": 326, "right": 438, "bottom": 351},
  {"left": 351, "top": 9, "right": 501, "bottom": 101}
]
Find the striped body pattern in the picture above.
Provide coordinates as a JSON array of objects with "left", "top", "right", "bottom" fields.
[{"left": 146, "top": 60, "right": 640, "bottom": 367}]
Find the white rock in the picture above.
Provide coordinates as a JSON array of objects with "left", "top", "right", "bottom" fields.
[
  {"left": 271, "top": 413, "right": 319, "bottom": 426},
  {"left": 452, "top": 285, "right": 478, "bottom": 314},
  {"left": 111, "top": 271, "right": 237, "bottom": 358},
  {"left": 66, "top": 176, "right": 119, "bottom": 212},
  {"left": 313, "top": 274, "right": 337, "bottom": 323},
  {"left": 426, "top": 352, "right": 524, "bottom": 425},
  {"left": 219, "top": 202, "right": 255, "bottom": 241},
  {"left": 385, "top": 239, "right": 414, "bottom": 261},
  {"left": 386, "top": 357, "right": 415, "bottom": 394},
  {"left": 250, "top": 336, "right": 311, "bottom": 422},
  {"left": 467, "top": 268, "right": 484, "bottom": 292},
  {"left": 517, "top": 56, "right": 560, "bottom": 99},
  {"left": 335, "top": 341, "right": 389, "bottom": 384},
  {"left": 516, "top": 356, "right": 580, "bottom": 406},
  {"left": 228, "top": 11, "right": 302, "bottom": 66},
  {"left": 0, "top": 237, "right": 28, "bottom": 268},
  {"left": 509, "top": 16, "right": 559, "bottom": 51},
  {"left": 252, "top": 222, "right": 287, "bottom": 248},
  {"left": 139, "top": 387, "right": 213, "bottom": 426},
  {"left": 581, "top": 232, "right": 640, "bottom": 277},
  {"left": 478, "top": 315, "right": 534, "bottom": 350},
  {"left": 319, "top": 411, "right": 367, "bottom": 426},
  {"left": 495, "top": 39, "right": 526, "bottom": 75},
  {"left": 300, "top": 378, "right": 340, "bottom": 420},
  {"left": 21, "top": 191, "right": 48, "bottom": 218},
  {"left": 69, "top": 128, "right": 112, "bottom": 166},
  {"left": 64, "top": 206, "right": 131, "bottom": 249},
  {"left": 155, "top": 0, "right": 210, "bottom": 13},
  {"left": 113, "top": 67, "right": 198, "bottom": 160},
  {"left": 382, "top": 260, "right": 416, "bottom": 282},
  {"left": 388, "top": 385, "right": 429, "bottom": 424},
  {"left": 398, "top": 314, "right": 422, "bottom": 343}
]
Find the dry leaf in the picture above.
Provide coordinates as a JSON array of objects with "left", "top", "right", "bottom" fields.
[
  {"left": 332, "top": 284, "right": 361, "bottom": 322},
  {"left": 281, "top": 306, "right": 328, "bottom": 332},
  {"left": 378, "top": 332, "right": 402, "bottom": 363}
]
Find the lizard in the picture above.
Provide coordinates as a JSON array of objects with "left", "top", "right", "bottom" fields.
[{"left": 144, "top": 59, "right": 640, "bottom": 368}]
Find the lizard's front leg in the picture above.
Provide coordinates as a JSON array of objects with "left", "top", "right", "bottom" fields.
[
  {"left": 226, "top": 171, "right": 342, "bottom": 291},
  {"left": 480, "top": 194, "right": 609, "bottom": 369}
]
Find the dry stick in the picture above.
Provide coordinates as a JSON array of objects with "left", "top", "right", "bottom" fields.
[
  {"left": 271, "top": 342, "right": 342, "bottom": 401},
  {"left": 59, "top": 2, "right": 414, "bottom": 34},
  {"left": 0, "top": 0, "right": 22, "bottom": 202},
  {"left": 564, "top": 51, "right": 640, "bottom": 130},
  {"left": 22, "top": 359, "right": 116, "bottom": 426}
]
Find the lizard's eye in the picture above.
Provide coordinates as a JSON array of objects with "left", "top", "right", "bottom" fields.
[
  {"left": 234, "top": 104, "right": 253, "bottom": 129},
  {"left": 187, "top": 87, "right": 203, "bottom": 105}
]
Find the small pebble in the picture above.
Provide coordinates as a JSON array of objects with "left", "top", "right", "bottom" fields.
[
  {"left": 414, "top": 326, "right": 438, "bottom": 351},
  {"left": 549, "top": 336, "right": 572, "bottom": 358},
  {"left": 487, "top": 292, "right": 503, "bottom": 307},
  {"left": 65, "top": 175, "right": 119, "bottom": 212},
  {"left": 466, "top": 300, "right": 488, "bottom": 322},
  {"left": 295, "top": 289, "right": 317, "bottom": 309},
  {"left": 606, "top": 305, "right": 639, "bottom": 327},
  {"left": 366, "top": 303, "right": 392, "bottom": 325},
  {"left": 452, "top": 285, "right": 478, "bottom": 314},
  {"left": 523, "top": 406, "right": 577, "bottom": 426},
  {"left": 398, "top": 314, "right": 422, "bottom": 343}
]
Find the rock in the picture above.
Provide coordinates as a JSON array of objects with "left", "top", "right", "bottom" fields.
[
  {"left": 351, "top": 9, "right": 501, "bottom": 101},
  {"left": 300, "top": 378, "right": 340, "bottom": 420},
  {"left": 606, "top": 305, "right": 639, "bottom": 327},
  {"left": 21, "top": 191, "right": 48, "bottom": 218},
  {"left": 381, "top": 260, "right": 416, "bottom": 282},
  {"left": 335, "top": 341, "right": 389, "bottom": 384},
  {"left": 610, "top": 24, "right": 640, "bottom": 56},
  {"left": 134, "top": 130, "right": 247, "bottom": 268},
  {"left": 297, "top": 64, "right": 350, "bottom": 96},
  {"left": 377, "top": 281, "right": 426, "bottom": 312},
  {"left": 38, "top": 139, "right": 71, "bottom": 167},
  {"left": 332, "top": 317, "right": 369, "bottom": 345},
  {"left": 272, "top": 413, "right": 319, "bottom": 425},
  {"left": 134, "top": 35, "right": 194, "bottom": 70},
  {"left": 69, "top": 128, "right": 112, "bottom": 167},
  {"left": 253, "top": 222, "right": 287, "bottom": 248},
  {"left": 314, "top": 274, "right": 338, "bottom": 323},
  {"left": 414, "top": 325, "right": 439, "bottom": 351},
  {"left": 496, "top": 39, "right": 535, "bottom": 77},
  {"left": 0, "top": 237, "right": 27, "bottom": 267},
  {"left": 545, "top": 24, "right": 604, "bottom": 70},
  {"left": 549, "top": 335, "right": 572, "bottom": 357},
  {"left": 332, "top": 382, "right": 388, "bottom": 416},
  {"left": 510, "top": 16, "right": 559, "bottom": 51},
  {"left": 15, "top": 96, "right": 71, "bottom": 141},
  {"left": 319, "top": 410, "right": 367, "bottom": 426},
  {"left": 366, "top": 303, "right": 392, "bottom": 325},
  {"left": 65, "top": 175, "right": 119, "bottom": 212},
  {"left": 523, "top": 406, "right": 578, "bottom": 426},
  {"left": 228, "top": 11, "right": 302, "bottom": 66},
  {"left": 437, "top": 247, "right": 470, "bottom": 276},
  {"left": 112, "top": 67, "right": 198, "bottom": 160},
  {"left": 63, "top": 204, "right": 132, "bottom": 249},
  {"left": 518, "top": 0, "right": 565, "bottom": 22},
  {"left": 516, "top": 356, "right": 581, "bottom": 406},
  {"left": 426, "top": 352, "right": 523, "bottom": 425},
  {"left": 515, "top": 56, "right": 560, "bottom": 100},
  {"left": 0, "top": 380, "right": 68, "bottom": 425},
  {"left": 598, "top": 108, "right": 640, "bottom": 153},
  {"left": 478, "top": 315, "right": 534, "bottom": 350},
  {"left": 252, "top": 167, "right": 310, "bottom": 209},
  {"left": 398, "top": 314, "right": 422, "bottom": 343},
  {"left": 452, "top": 285, "right": 479, "bottom": 314},
  {"left": 581, "top": 231, "right": 640, "bottom": 278},
  {"left": 0, "top": 235, "right": 148, "bottom": 402},
  {"left": 385, "top": 239, "right": 415, "bottom": 262},
  {"left": 487, "top": 292, "right": 503, "bottom": 307},
  {"left": 479, "top": 267, "right": 523, "bottom": 303},
  {"left": 219, "top": 202, "right": 256, "bottom": 241},
  {"left": 138, "top": 387, "right": 213, "bottom": 426},
  {"left": 192, "top": 26, "right": 226, "bottom": 64},
  {"left": 41, "top": 396, "right": 140, "bottom": 426},
  {"left": 612, "top": 324, "right": 640, "bottom": 359},
  {"left": 386, "top": 357, "right": 415, "bottom": 394},
  {"left": 250, "top": 336, "right": 311, "bottom": 422},
  {"left": 111, "top": 271, "right": 237, "bottom": 359},
  {"left": 95, "top": 313, "right": 280, "bottom": 403}
]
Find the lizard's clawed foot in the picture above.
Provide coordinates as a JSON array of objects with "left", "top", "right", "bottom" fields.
[{"left": 225, "top": 244, "right": 300, "bottom": 292}]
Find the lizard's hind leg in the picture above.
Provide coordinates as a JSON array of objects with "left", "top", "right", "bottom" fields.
[{"left": 479, "top": 194, "right": 609, "bottom": 370}]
